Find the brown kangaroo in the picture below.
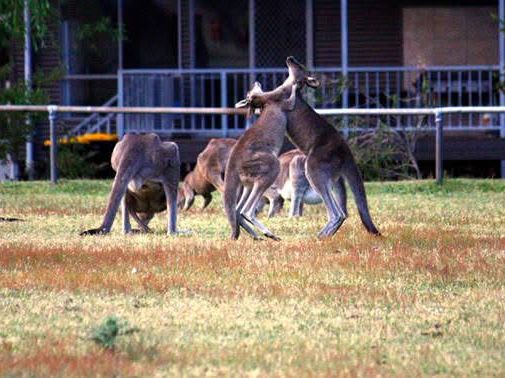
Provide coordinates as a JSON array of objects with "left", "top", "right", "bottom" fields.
[
  {"left": 178, "top": 138, "right": 236, "bottom": 211},
  {"left": 272, "top": 149, "right": 347, "bottom": 218},
  {"left": 250, "top": 57, "right": 380, "bottom": 238},
  {"left": 223, "top": 81, "right": 297, "bottom": 240},
  {"left": 124, "top": 180, "right": 166, "bottom": 233},
  {"left": 80, "top": 133, "right": 180, "bottom": 235},
  {"left": 178, "top": 137, "right": 284, "bottom": 215}
]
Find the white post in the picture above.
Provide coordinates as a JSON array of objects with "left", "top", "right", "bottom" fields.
[
  {"left": 177, "top": 0, "right": 182, "bottom": 69},
  {"left": 435, "top": 111, "right": 444, "bottom": 185},
  {"left": 48, "top": 107, "right": 58, "bottom": 184},
  {"left": 220, "top": 72, "right": 228, "bottom": 136},
  {"left": 117, "top": 0, "right": 123, "bottom": 70},
  {"left": 117, "top": 69, "right": 124, "bottom": 138},
  {"left": 61, "top": 21, "right": 71, "bottom": 105},
  {"left": 24, "top": 0, "right": 34, "bottom": 180},
  {"left": 500, "top": 0, "right": 505, "bottom": 177},
  {"left": 306, "top": 0, "right": 314, "bottom": 69},
  {"left": 188, "top": 0, "right": 196, "bottom": 129},
  {"left": 117, "top": 0, "right": 124, "bottom": 138},
  {"left": 341, "top": 0, "right": 349, "bottom": 134},
  {"left": 249, "top": 0, "right": 255, "bottom": 69},
  {"left": 188, "top": 0, "right": 195, "bottom": 68}
]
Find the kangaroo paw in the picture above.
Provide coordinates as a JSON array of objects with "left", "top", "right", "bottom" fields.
[
  {"left": 0, "top": 217, "right": 24, "bottom": 222},
  {"left": 80, "top": 228, "right": 107, "bottom": 236},
  {"left": 317, "top": 217, "right": 345, "bottom": 239},
  {"left": 264, "top": 233, "right": 281, "bottom": 242}
]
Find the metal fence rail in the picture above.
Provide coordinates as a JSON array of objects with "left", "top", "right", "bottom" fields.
[{"left": 1, "top": 104, "right": 505, "bottom": 185}]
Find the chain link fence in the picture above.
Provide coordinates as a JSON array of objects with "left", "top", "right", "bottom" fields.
[{"left": 254, "top": 0, "right": 306, "bottom": 68}]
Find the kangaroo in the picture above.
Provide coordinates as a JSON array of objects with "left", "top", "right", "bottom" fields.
[
  {"left": 224, "top": 81, "right": 297, "bottom": 240},
  {"left": 124, "top": 180, "right": 166, "bottom": 233},
  {"left": 178, "top": 138, "right": 284, "bottom": 215},
  {"left": 178, "top": 138, "right": 236, "bottom": 211},
  {"left": 80, "top": 133, "right": 180, "bottom": 235},
  {"left": 272, "top": 149, "right": 347, "bottom": 218},
  {"left": 248, "top": 57, "right": 380, "bottom": 238}
]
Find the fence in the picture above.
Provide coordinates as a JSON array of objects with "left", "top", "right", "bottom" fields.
[
  {"left": 2, "top": 104, "right": 505, "bottom": 186},
  {"left": 119, "top": 65, "right": 503, "bottom": 135}
]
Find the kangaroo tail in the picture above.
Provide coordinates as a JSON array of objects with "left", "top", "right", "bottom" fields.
[
  {"left": 343, "top": 161, "right": 380, "bottom": 235},
  {"left": 223, "top": 165, "right": 241, "bottom": 240}
]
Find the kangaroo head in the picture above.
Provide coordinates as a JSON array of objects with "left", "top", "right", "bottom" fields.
[
  {"left": 235, "top": 81, "right": 297, "bottom": 115},
  {"left": 234, "top": 81, "right": 264, "bottom": 111},
  {"left": 285, "top": 56, "right": 320, "bottom": 89}
]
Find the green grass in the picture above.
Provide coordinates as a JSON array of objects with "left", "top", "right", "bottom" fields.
[{"left": 0, "top": 178, "right": 504, "bottom": 376}]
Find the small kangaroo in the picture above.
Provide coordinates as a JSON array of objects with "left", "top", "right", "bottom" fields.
[
  {"left": 224, "top": 81, "right": 297, "bottom": 240},
  {"left": 249, "top": 57, "right": 380, "bottom": 238},
  {"left": 124, "top": 180, "right": 166, "bottom": 233},
  {"left": 178, "top": 138, "right": 236, "bottom": 211},
  {"left": 178, "top": 138, "right": 284, "bottom": 215},
  {"left": 80, "top": 133, "right": 180, "bottom": 235},
  {"left": 272, "top": 149, "right": 347, "bottom": 218}
]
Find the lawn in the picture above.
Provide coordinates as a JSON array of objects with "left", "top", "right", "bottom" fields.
[{"left": 0, "top": 179, "right": 504, "bottom": 376}]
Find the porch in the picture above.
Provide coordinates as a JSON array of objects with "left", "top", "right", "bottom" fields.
[{"left": 64, "top": 64, "right": 503, "bottom": 138}]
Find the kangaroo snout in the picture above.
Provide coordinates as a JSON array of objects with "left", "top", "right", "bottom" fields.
[{"left": 286, "top": 56, "right": 304, "bottom": 68}]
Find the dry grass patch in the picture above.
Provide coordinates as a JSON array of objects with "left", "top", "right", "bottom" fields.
[{"left": 1, "top": 179, "right": 505, "bottom": 376}]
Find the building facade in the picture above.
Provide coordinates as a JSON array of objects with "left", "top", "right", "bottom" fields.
[{"left": 6, "top": 0, "right": 505, "bottom": 171}]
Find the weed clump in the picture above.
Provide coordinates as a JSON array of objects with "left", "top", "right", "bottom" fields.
[{"left": 90, "top": 316, "right": 138, "bottom": 350}]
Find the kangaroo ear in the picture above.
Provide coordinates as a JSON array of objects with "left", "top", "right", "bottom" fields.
[
  {"left": 305, "top": 76, "right": 320, "bottom": 88},
  {"left": 235, "top": 98, "right": 250, "bottom": 108}
]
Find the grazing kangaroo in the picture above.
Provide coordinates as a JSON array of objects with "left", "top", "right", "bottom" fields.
[
  {"left": 178, "top": 138, "right": 236, "bottom": 211},
  {"left": 272, "top": 149, "right": 347, "bottom": 218},
  {"left": 80, "top": 133, "right": 180, "bottom": 235},
  {"left": 249, "top": 56, "right": 380, "bottom": 238},
  {"left": 224, "top": 81, "right": 297, "bottom": 240},
  {"left": 124, "top": 180, "right": 166, "bottom": 233},
  {"left": 178, "top": 138, "right": 284, "bottom": 215}
]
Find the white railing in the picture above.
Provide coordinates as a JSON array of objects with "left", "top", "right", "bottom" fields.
[
  {"left": 119, "top": 65, "right": 501, "bottom": 134},
  {"left": 1, "top": 104, "right": 505, "bottom": 185},
  {"left": 67, "top": 95, "right": 118, "bottom": 136}
]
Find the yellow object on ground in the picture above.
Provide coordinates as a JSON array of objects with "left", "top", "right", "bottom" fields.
[{"left": 44, "top": 133, "right": 118, "bottom": 146}]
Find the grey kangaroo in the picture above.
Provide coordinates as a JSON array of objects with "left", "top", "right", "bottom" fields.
[
  {"left": 80, "top": 133, "right": 180, "bottom": 235},
  {"left": 249, "top": 57, "right": 380, "bottom": 238},
  {"left": 272, "top": 149, "right": 347, "bottom": 218},
  {"left": 224, "top": 81, "right": 298, "bottom": 240}
]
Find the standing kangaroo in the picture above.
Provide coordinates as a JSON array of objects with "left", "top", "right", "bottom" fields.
[
  {"left": 224, "top": 81, "right": 298, "bottom": 240},
  {"left": 80, "top": 133, "right": 180, "bottom": 235},
  {"left": 249, "top": 57, "right": 380, "bottom": 238},
  {"left": 272, "top": 149, "right": 347, "bottom": 218}
]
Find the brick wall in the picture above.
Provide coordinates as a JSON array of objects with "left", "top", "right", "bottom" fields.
[{"left": 403, "top": 7, "right": 499, "bottom": 66}]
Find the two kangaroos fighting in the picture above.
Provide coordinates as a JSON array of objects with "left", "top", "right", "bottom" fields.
[{"left": 227, "top": 56, "right": 379, "bottom": 239}]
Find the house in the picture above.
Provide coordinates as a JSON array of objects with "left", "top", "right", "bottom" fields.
[{"left": 6, "top": 0, "right": 505, "bottom": 176}]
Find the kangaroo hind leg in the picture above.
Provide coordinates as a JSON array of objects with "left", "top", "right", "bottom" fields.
[
  {"left": 242, "top": 183, "right": 280, "bottom": 241},
  {"left": 306, "top": 164, "right": 346, "bottom": 239}
]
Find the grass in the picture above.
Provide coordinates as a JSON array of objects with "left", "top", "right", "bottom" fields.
[{"left": 0, "top": 178, "right": 504, "bottom": 376}]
